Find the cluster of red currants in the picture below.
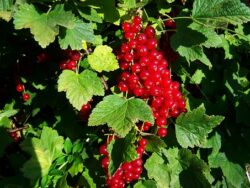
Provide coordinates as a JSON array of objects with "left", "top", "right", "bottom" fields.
[
  {"left": 99, "top": 138, "right": 147, "bottom": 188},
  {"left": 59, "top": 50, "right": 81, "bottom": 71},
  {"left": 8, "top": 131, "right": 20, "bottom": 142},
  {"left": 16, "top": 83, "right": 30, "bottom": 102},
  {"left": 117, "top": 16, "right": 186, "bottom": 137}
]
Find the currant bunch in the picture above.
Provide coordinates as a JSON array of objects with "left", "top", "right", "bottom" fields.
[
  {"left": 59, "top": 50, "right": 81, "bottom": 71},
  {"left": 117, "top": 16, "right": 186, "bottom": 137},
  {"left": 99, "top": 138, "right": 147, "bottom": 188},
  {"left": 9, "top": 131, "right": 21, "bottom": 142}
]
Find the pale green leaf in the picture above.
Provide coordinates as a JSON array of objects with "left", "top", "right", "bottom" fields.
[
  {"left": 190, "top": 69, "right": 205, "bottom": 84},
  {"left": 59, "top": 19, "right": 100, "bottom": 50},
  {"left": 68, "top": 158, "right": 84, "bottom": 176},
  {"left": 21, "top": 127, "right": 64, "bottom": 180},
  {"left": 144, "top": 153, "right": 170, "bottom": 188},
  {"left": 175, "top": 104, "right": 225, "bottom": 148},
  {"left": 192, "top": 0, "right": 250, "bottom": 25},
  {"left": 88, "top": 95, "right": 154, "bottom": 137},
  {"left": 14, "top": 4, "right": 75, "bottom": 48},
  {"left": 88, "top": 45, "right": 119, "bottom": 73},
  {"left": 78, "top": 7, "right": 103, "bottom": 23},
  {"left": 82, "top": 168, "right": 96, "bottom": 188},
  {"left": 58, "top": 70, "right": 104, "bottom": 111}
]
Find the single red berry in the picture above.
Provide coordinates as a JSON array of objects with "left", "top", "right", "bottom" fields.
[
  {"left": 139, "top": 138, "right": 147, "bottom": 148},
  {"left": 133, "top": 16, "right": 142, "bottom": 25},
  {"left": 22, "top": 93, "right": 30, "bottom": 101},
  {"left": 118, "top": 82, "right": 128, "bottom": 92},
  {"left": 101, "top": 157, "right": 109, "bottom": 169},
  {"left": 144, "top": 26, "right": 155, "bottom": 38},
  {"left": 16, "top": 84, "right": 25, "bottom": 92},
  {"left": 157, "top": 127, "right": 168, "bottom": 137},
  {"left": 122, "top": 22, "right": 131, "bottom": 32},
  {"left": 99, "top": 144, "right": 108, "bottom": 155}
]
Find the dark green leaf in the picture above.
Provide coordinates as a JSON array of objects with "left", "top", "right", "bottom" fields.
[{"left": 175, "top": 104, "right": 225, "bottom": 148}]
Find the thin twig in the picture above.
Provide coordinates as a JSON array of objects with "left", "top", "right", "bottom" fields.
[{"left": 7, "top": 125, "right": 29, "bottom": 133}]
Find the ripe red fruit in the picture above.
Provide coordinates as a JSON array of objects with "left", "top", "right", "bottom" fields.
[
  {"left": 22, "top": 93, "right": 30, "bottom": 101},
  {"left": 157, "top": 127, "right": 168, "bottom": 137},
  {"left": 99, "top": 144, "right": 108, "bottom": 155},
  {"left": 133, "top": 16, "right": 142, "bottom": 25},
  {"left": 144, "top": 26, "right": 155, "bottom": 38},
  {"left": 118, "top": 82, "right": 128, "bottom": 92},
  {"left": 164, "top": 19, "right": 176, "bottom": 29},
  {"left": 101, "top": 157, "right": 109, "bottom": 169},
  {"left": 139, "top": 138, "right": 147, "bottom": 148},
  {"left": 16, "top": 84, "right": 25, "bottom": 92},
  {"left": 122, "top": 22, "right": 131, "bottom": 32}
]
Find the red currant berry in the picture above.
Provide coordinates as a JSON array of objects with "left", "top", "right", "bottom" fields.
[
  {"left": 118, "top": 82, "right": 128, "bottom": 92},
  {"left": 133, "top": 16, "right": 142, "bottom": 25},
  {"left": 16, "top": 84, "right": 25, "bottom": 92},
  {"left": 22, "top": 93, "right": 30, "bottom": 101},
  {"left": 157, "top": 127, "right": 168, "bottom": 137},
  {"left": 122, "top": 22, "right": 131, "bottom": 32}
]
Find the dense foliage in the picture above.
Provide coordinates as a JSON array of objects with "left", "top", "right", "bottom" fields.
[{"left": 0, "top": 0, "right": 250, "bottom": 187}]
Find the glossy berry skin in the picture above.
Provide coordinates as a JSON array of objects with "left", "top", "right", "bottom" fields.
[
  {"left": 22, "top": 93, "right": 30, "bottom": 101},
  {"left": 157, "top": 127, "right": 168, "bottom": 137},
  {"left": 16, "top": 84, "right": 25, "bottom": 92}
]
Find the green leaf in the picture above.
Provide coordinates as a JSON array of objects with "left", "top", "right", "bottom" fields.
[
  {"left": 189, "top": 22, "right": 222, "bottom": 48},
  {"left": 59, "top": 19, "right": 100, "bottom": 50},
  {"left": 145, "top": 135, "right": 167, "bottom": 152},
  {"left": 21, "top": 127, "right": 64, "bottom": 180},
  {"left": 88, "top": 95, "right": 154, "bottom": 137},
  {"left": 58, "top": 70, "right": 104, "bottom": 111},
  {"left": 87, "top": 45, "right": 119, "bottom": 73},
  {"left": 192, "top": 0, "right": 250, "bottom": 25},
  {"left": 178, "top": 149, "right": 211, "bottom": 188},
  {"left": 204, "top": 132, "right": 221, "bottom": 154},
  {"left": 107, "top": 132, "right": 137, "bottom": 174},
  {"left": 134, "top": 180, "right": 157, "bottom": 188},
  {"left": 0, "top": 102, "right": 18, "bottom": 129},
  {"left": 190, "top": 69, "right": 205, "bottom": 84},
  {"left": 14, "top": 4, "right": 75, "bottom": 48},
  {"left": 78, "top": 7, "right": 103, "bottom": 23},
  {"left": 175, "top": 104, "right": 225, "bottom": 148},
  {"left": 208, "top": 152, "right": 247, "bottom": 187},
  {"left": 122, "top": 0, "right": 137, "bottom": 9},
  {"left": 68, "top": 158, "right": 84, "bottom": 176},
  {"left": 0, "top": 0, "right": 13, "bottom": 21},
  {"left": 162, "top": 148, "right": 183, "bottom": 187},
  {"left": 82, "top": 168, "right": 96, "bottom": 188},
  {"left": 64, "top": 138, "right": 73, "bottom": 154},
  {"left": 171, "top": 20, "right": 212, "bottom": 67},
  {"left": 144, "top": 152, "right": 170, "bottom": 188}
]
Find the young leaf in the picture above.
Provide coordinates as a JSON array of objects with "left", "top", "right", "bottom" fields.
[
  {"left": 64, "top": 138, "right": 73, "bottom": 154},
  {"left": 59, "top": 19, "right": 100, "bottom": 50},
  {"left": 58, "top": 70, "right": 104, "bottom": 111},
  {"left": 107, "top": 132, "right": 138, "bottom": 174},
  {"left": 88, "top": 95, "right": 154, "bottom": 137},
  {"left": 14, "top": 4, "right": 75, "bottom": 48},
  {"left": 192, "top": 0, "right": 250, "bottom": 25},
  {"left": 144, "top": 152, "right": 170, "bottom": 188},
  {"left": 175, "top": 104, "right": 225, "bottom": 148},
  {"left": 21, "top": 127, "right": 64, "bottom": 180},
  {"left": 87, "top": 45, "right": 119, "bottom": 73}
]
